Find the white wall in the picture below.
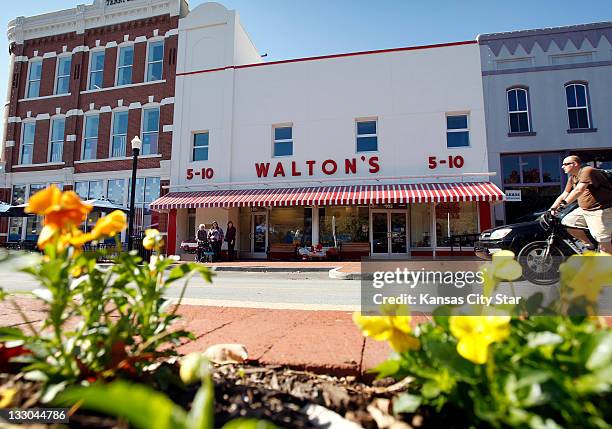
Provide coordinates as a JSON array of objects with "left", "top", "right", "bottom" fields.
[{"left": 172, "top": 4, "right": 490, "bottom": 192}]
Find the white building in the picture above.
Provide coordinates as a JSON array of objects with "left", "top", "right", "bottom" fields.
[{"left": 152, "top": 2, "right": 504, "bottom": 259}]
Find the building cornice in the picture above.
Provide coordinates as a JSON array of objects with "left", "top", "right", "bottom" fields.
[{"left": 7, "top": 0, "right": 188, "bottom": 44}]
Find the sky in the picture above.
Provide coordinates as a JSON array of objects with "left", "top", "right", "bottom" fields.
[{"left": 0, "top": 0, "right": 611, "bottom": 137}]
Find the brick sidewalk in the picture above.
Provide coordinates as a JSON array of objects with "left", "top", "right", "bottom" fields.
[{"left": 0, "top": 297, "right": 425, "bottom": 377}]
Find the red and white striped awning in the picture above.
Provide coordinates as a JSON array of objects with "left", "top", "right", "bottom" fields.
[{"left": 151, "top": 182, "right": 504, "bottom": 210}]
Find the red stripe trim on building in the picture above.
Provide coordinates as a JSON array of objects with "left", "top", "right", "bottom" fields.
[{"left": 176, "top": 41, "right": 477, "bottom": 77}]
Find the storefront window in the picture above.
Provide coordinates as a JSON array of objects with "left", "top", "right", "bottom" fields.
[
  {"left": 435, "top": 202, "right": 478, "bottom": 247},
  {"left": 75, "top": 180, "right": 103, "bottom": 200},
  {"left": 268, "top": 207, "right": 312, "bottom": 246},
  {"left": 107, "top": 179, "right": 125, "bottom": 205},
  {"left": 504, "top": 186, "right": 560, "bottom": 224},
  {"left": 501, "top": 153, "right": 564, "bottom": 224},
  {"left": 12, "top": 185, "right": 26, "bottom": 205},
  {"left": 410, "top": 204, "right": 432, "bottom": 247},
  {"left": 25, "top": 215, "right": 42, "bottom": 241},
  {"left": 9, "top": 185, "right": 27, "bottom": 241},
  {"left": 521, "top": 154, "right": 540, "bottom": 183},
  {"left": 541, "top": 154, "right": 560, "bottom": 183},
  {"left": 319, "top": 206, "right": 368, "bottom": 246},
  {"left": 8, "top": 218, "right": 22, "bottom": 242},
  {"left": 502, "top": 155, "right": 520, "bottom": 184}
]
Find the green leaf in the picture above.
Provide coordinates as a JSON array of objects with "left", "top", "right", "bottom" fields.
[
  {"left": 421, "top": 381, "right": 441, "bottom": 399},
  {"left": 584, "top": 331, "right": 612, "bottom": 371},
  {"left": 0, "top": 326, "right": 27, "bottom": 341},
  {"left": 186, "top": 376, "right": 214, "bottom": 429},
  {"left": 524, "top": 293, "right": 544, "bottom": 315},
  {"left": 432, "top": 305, "right": 453, "bottom": 330},
  {"left": 222, "top": 419, "right": 279, "bottom": 429},
  {"left": 369, "top": 358, "right": 400, "bottom": 379},
  {"left": 392, "top": 392, "right": 422, "bottom": 414},
  {"left": 54, "top": 381, "right": 187, "bottom": 429}
]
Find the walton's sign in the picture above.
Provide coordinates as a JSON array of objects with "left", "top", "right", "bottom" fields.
[{"left": 254, "top": 156, "right": 380, "bottom": 178}]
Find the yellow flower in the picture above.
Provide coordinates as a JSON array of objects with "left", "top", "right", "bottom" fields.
[
  {"left": 491, "top": 250, "right": 522, "bottom": 281},
  {"left": 353, "top": 311, "right": 420, "bottom": 353},
  {"left": 26, "top": 186, "right": 92, "bottom": 228},
  {"left": 143, "top": 228, "right": 164, "bottom": 250},
  {"left": 449, "top": 315, "right": 511, "bottom": 364},
  {"left": 91, "top": 210, "right": 127, "bottom": 239},
  {"left": 0, "top": 388, "right": 17, "bottom": 408},
  {"left": 560, "top": 252, "right": 612, "bottom": 302}
]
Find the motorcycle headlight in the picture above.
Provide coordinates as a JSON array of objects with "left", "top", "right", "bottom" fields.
[{"left": 489, "top": 228, "right": 512, "bottom": 240}]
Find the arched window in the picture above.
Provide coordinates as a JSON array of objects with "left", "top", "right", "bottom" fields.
[
  {"left": 565, "top": 83, "right": 591, "bottom": 130},
  {"left": 506, "top": 87, "right": 530, "bottom": 133}
]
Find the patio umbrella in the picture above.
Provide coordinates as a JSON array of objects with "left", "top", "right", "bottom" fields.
[
  {"left": 0, "top": 202, "right": 11, "bottom": 215},
  {"left": 84, "top": 198, "right": 129, "bottom": 213},
  {"left": 0, "top": 203, "right": 34, "bottom": 218}
]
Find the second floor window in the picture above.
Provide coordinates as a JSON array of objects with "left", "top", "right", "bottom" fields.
[
  {"left": 507, "top": 88, "right": 530, "bottom": 133},
  {"left": 82, "top": 115, "right": 99, "bottom": 160},
  {"left": 89, "top": 51, "right": 105, "bottom": 90},
  {"left": 111, "top": 111, "right": 128, "bottom": 157},
  {"left": 26, "top": 60, "right": 42, "bottom": 98},
  {"left": 193, "top": 132, "right": 209, "bottom": 161},
  {"left": 55, "top": 56, "right": 71, "bottom": 95},
  {"left": 20, "top": 122, "right": 35, "bottom": 165},
  {"left": 146, "top": 40, "right": 164, "bottom": 82},
  {"left": 141, "top": 107, "right": 159, "bottom": 155},
  {"left": 117, "top": 45, "right": 134, "bottom": 86},
  {"left": 565, "top": 83, "right": 590, "bottom": 129},
  {"left": 356, "top": 120, "right": 377, "bottom": 152},
  {"left": 446, "top": 114, "right": 470, "bottom": 148},
  {"left": 273, "top": 126, "right": 293, "bottom": 157},
  {"left": 49, "top": 118, "right": 65, "bottom": 162}
]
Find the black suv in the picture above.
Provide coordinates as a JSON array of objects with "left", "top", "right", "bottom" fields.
[{"left": 475, "top": 202, "right": 577, "bottom": 260}]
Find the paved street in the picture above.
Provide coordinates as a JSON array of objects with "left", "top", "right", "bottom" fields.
[
  {"left": 0, "top": 267, "right": 362, "bottom": 310},
  {"left": 1, "top": 264, "right": 609, "bottom": 313}
]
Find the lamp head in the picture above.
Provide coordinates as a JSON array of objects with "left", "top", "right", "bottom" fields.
[{"left": 131, "top": 136, "right": 142, "bottom": 152}]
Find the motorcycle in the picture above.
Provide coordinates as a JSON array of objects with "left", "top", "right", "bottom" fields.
[{"left": 517, "top": 210, "right": 598, "bottom": 285}]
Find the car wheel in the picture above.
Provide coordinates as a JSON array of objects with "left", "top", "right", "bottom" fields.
[{"left": 517, "top": 241, "right": 563, "bottom": 285}]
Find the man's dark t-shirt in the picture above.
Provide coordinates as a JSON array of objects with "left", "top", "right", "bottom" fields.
[{"left": 564, "top": 166, "right": 612, "bottom": 211}]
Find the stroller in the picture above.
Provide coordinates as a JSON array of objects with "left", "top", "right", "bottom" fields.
[{"left": 196, "top": 239, "right": 214, "bottom": 263}]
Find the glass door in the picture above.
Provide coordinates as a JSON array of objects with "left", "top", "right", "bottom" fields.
[
  {"left": 371, "top": 211, "right": 389, "bottom": 254},
  {"left": 251, "top": 213, "right": 267, "bottom": 256},
  {"left": 390, "top": 212, "right": 407, "bottom": 254},
  {"left": 370, "top": 210, "right": 409, "bottom": 256}
]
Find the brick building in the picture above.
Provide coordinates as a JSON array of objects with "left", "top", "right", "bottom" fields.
[{"left": 0, "top": 0, "right": 188, "bottom": 243}]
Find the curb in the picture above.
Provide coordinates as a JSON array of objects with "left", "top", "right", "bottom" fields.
[
  {"left": 211, "top": 266, "right": 333, "bottom": 273},
  {"left": 328, "top": 267, "right": 363, "bottom": 280}
]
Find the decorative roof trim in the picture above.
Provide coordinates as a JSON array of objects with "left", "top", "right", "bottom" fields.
[{"left": 478, "top": 22, "right": 612, "bottom": 57}]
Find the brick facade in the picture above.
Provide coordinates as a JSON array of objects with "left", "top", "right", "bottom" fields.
[
  {"left": 6, "top": 14, "right": 178, "bottom": 173},
  {"left": 2, "top": 1, "right": 183, "bottom": 242}
]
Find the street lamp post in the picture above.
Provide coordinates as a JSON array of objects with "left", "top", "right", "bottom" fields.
[{"left": 127, "top": 136, "right": 142, "bottom": 251}]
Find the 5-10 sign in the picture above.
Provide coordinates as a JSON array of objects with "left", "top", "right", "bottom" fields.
[
  {"left": 186, "top": 168, "right": 215, "bottom": 180},
  {"left": 428, "top": 155, "right": 464, "bottom": 169}
]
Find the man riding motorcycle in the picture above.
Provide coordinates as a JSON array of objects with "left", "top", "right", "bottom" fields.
[{"left": 550, "top": 155, "right": 612, "bottom": 254}]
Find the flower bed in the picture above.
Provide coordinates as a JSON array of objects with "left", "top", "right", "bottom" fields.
[{"left": 0, "top": 186, "right": 610, "bottom": 428}]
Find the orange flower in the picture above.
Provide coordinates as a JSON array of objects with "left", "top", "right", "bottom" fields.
[
  {"left": 91, "top": 210, "right": 127, "bottom": 239},
  {"left": 26, "top": 186, "right": 92, "bottom": 228}
]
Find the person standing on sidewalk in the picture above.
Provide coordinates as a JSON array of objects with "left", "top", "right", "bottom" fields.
[
  {"left": 208, "top": 221, "right": 224, "bottom": 262},
  {"left": 196, "top": 224, "right": 208, "bottom": 262},
  {"left": 225, "top": 221, "right": 237, "bottom": 261},
  {"left": 550, "top": 155, "right": 612, "bottom": 254}
]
